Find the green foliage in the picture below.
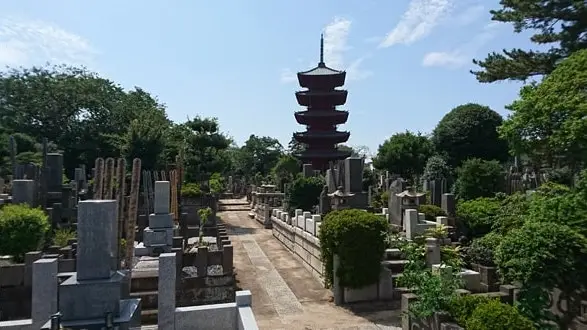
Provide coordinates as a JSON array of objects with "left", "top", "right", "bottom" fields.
[
  {"left": 181, "top": 183, "right": 203, "bottom": 198},
  {"left": 447, "top": 294, "right": 494, "bottom": 327},
  {"left": 496, "top": 221, "right": 587, "bottom": 327},
  {"left": 527, "top": 185, "right": 587, "bottom": 237},
  {"left": 319, "top": 209, "right": 388, "bottom": 288},
  {"left": 456, "top": 197, "right": 500, "bottom": 238},
  {"left": 499, "top": 50, "right": 587, "bottom": 167},
  {"left": 122, "top": 116, "right": 166, "bottom": 170},
  {"left": 422, "top": 155, "right": 451, "bottom": 181},
  {"left": 432, "top": 104, "right": 508, "bottom": 167},
  {"left": 0, "top": 204, "right": 50, "bottom": 262},
  {"left": 286, "top": 175, "right": 324, "bottom": 214},
  {"left": 454, "top": 158, "right": 504, "bottom": 201},
  {"left": 418, "top": 204, "right": 446, "bottom": 221},
  {"left": 271, "top": 154, "right": 300, "bottom": 189},
  {"left": 373, "top": 131, "right": 433, "bottom": 179},
  {"left": 472, "top": 1, "right": 586, "bottom": 83},
  {"left": 209, "top": 173, "right": 224, "bottom": 194},
  {"left": 370, "top": 190, "right": 389, "bottom": 209},
  {"left": 53, "top": 228, "right": 76, "bottom": 248},
  {"left": 464, "top": 232, "right": 502, "bottom": 267},
  {"left": 198, "top": 207, "right": 212, "bottom": 245},
  {"left": 491, "top": 192, "right": 530, "bottom": 234},
  {"left": 362, "top": 167, "right": 376, "bottom": 192},
  {"left": 234, "top": 135, "right": 283, "bottom": 180},
  {"left": 465, "top": 299, "right": 536, "bottom": 330}
]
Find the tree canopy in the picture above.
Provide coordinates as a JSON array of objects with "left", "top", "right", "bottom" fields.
[
  {"left": 432, "top": 103, "right": 509, "bottom": 167},
  {"left": 472, "top": 0, "right": 587, "bottom": 83},
  {"left": 373, "top": 131, "right": 433, "bottom": 179}
]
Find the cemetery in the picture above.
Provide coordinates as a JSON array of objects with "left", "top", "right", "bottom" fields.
[{"left": 0, "top": 1, "right": 585, "bottom": 329}]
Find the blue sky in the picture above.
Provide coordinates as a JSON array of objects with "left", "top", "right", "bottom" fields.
[{"left": 0, "top": 0, "right": 535, "bottom": 155}]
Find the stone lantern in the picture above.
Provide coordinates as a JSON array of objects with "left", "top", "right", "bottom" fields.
[{"left": 328, "top": 186, "right": 354, "bottom": 210}]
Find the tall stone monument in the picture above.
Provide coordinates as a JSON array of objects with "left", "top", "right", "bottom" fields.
[{"left": 143, "top": 181, "right": 174, "bottom": 255}]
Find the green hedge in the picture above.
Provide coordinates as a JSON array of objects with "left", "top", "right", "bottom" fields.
[
  {"left": 0, "top": 204, "right": 50, "bottom": 262},
  {"left": 319, "top": 209, "right": 388, "bottom": 288}
]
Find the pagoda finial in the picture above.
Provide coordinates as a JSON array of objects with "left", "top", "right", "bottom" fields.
[{"left": 319, "top": 33, "right": 325, "bottom": 66}]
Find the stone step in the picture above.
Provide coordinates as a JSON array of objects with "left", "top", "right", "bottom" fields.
[
  {"left": 141, "top": 308, "right": 158, "bottom": 325},
  {"left": 131, "top": 273, "right": 158, "bottom": 292},
  {"left": 381, "top": 259, "right": 408, "bottom": 273},
  {"left": 130, "top": 290, "right": 158, "bottom": 310}
]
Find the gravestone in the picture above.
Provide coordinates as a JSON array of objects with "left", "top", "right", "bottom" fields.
[
  {"left": 12, "top": 179, "right": 35, "bottom": 205},
  {"left": 46, "top": 153, "right": 64, "bottom": 193},
  {"left": 388, "top": 177, "right": 407, "bottom": 226},
  {"left": 143, "top": 181, "right": 174, "bottom": 255},
  {"left": 56, "top": 199, "right": 141, "bottom": 329},
  {"left": 344, "top": 157, "right": 363, "bottom": 193},
  {"left": 302, "top": 164, "right": 314, "bottom": 178}
]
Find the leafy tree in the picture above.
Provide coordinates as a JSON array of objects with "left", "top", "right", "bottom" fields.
[
  {"left": 432, "top": 103, "right": 508, "bottom": 167},
  {"left": 422, "top": 155, "right": 452, "bottom": 181},
  {"left": 287, "top": 136, "right": 304, "bottom": 155},
  {"left": 183, "top": 116, "right": 231, "bottom": 182},
  {"left": 472, "top": 0, "right": 587, "bottom": 83},
  {"left": 238, "top": 135, "right": 283, "bottom": 178},
  {"left": 454, "top": 158, "right": 504, "bottom": 201},
  {"left": 271, "top": 154, "right": 300, "bottom": 189},
  {"left": 499, "top": 49, "right": 587, "bottom": 169},
  {"left": 373, "top": 131, "right": 433, "bottom": 179},
  {"left": 122, "top": 116, "right": 167, "bottom": 170}
]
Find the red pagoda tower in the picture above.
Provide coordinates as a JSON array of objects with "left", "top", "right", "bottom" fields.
[{"left": 293, "top": 34, "right": 352, "bottom": 171}]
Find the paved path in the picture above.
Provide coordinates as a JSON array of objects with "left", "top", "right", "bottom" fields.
[{"left": 219, "top": 199, "right": 402, "bottom": 330}]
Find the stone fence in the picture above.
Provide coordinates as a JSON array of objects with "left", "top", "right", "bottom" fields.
[{"left": 249, "top": 191, "right": 284, "bottom": 228}]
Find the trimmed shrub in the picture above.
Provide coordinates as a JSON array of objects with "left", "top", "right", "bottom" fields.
[
  {"left": 422, "top": 155, "right": 451, "bottom": 181},
  {"left": 465, "top": 299, "right": 535, "bottom": 330},
  {"left": 464, "top": 232, "right": 502, "bottom": 267},
  {"left": 456, "top": 197, "right": 500, "bottom": 238},
  {"left": 286, "top": 175, "right": 324, "bottom": 214},
  {"left": 0, "top": 204, "right": 50, "bottom": 262},
  {"left": 418, "top": 204, "right": 446, "bottom": 221},
  {"left": 181, "top": 182, "right": 203, "bottom": 198},
  {"left": 454, "top": 158, "right": 504, "bottom": 201},
  {"left": 447, "top": 294, "right": 494, "bottom": 326},
  {"left": 53, "top": 228, "right": 76, "bottom": 247},
  {"left": 319, "top": 209, "right": 388, "bottom": 288}
]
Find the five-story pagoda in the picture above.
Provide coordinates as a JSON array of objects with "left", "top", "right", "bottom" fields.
[{"left": 293, "top": 34, "right": 352, "bottom": 171}]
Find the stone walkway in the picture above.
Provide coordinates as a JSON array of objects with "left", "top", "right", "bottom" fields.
[{"left": 220, "top": 199, "right": 402, "bottom": 330}]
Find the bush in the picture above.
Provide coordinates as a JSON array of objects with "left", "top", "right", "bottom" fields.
[
  {"left": 418, "top": 204, "right": 446, "bottom": 221},
  {"left": 181, "top": 182, "right": 203, "bottom": 198},
  {"left": 456, "top": 197, "right": 500, "bottom": 238},
  {"left": 447, "top": 294, "right": 494, "bottom": 326},
  {"left": 319, "top": 209, "right": 388, "bottom": 288},
  {"left": 209, "top": 173, "right": 224, "bottom": 194},
  {"left": 491, "top": 192, "right": 530, "bottom": 234},
  {"left": 0, "top": 204, "right": 50, "bottom": 262},
  {"left": 454, "top": 158, "right": 504, "bottom": 201},
  {"left": 286, "top": 175, "right": 324, "bottom": 214},
  {"left": 465, "top": 299, "right": 535, "bottom": 330},
  {"left": 464, "top": 232, "right": 502, "bottom": 267},
  {"left": 53, "top": 228, "right": 76, "bottom": 247}
]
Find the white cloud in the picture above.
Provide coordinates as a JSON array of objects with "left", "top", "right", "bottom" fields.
[
  {"left": 422, "top": 21, "right": 502, "bottom": 68},
  {"left": 280, "top": 17, "right": 371, "bottom": 83},
  {"left": 454, "top": 4, "right": 486, "bottom": 26},
  {"left": 379, "top": 0, "right": 453, "bottom": 48},
  {"left": 0, "top": 16, "right": 96, "bottom": 68}
]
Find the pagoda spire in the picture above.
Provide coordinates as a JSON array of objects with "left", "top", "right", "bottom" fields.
[{"left": 319, "top": 33, "right": 325, "bottom": 67}]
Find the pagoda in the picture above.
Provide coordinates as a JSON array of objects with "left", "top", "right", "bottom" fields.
[{"left": 292, "top": 34, "right": 352, "bottom": 171}]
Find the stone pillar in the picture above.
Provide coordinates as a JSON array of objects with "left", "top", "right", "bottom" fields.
[
  {"left": 12, "top": 179, "right": 35, "bottom": 205},
  {"left": 31, "top": 258, "right": 58, "bottom": 329},
  {"left": 426, "top": 238, "right": 441, "bottom": 267},
  {"left": 158, "top": 252, "right": 176, "bottom": 330},
  {"left": 46, "top": 153, "right": 64, "bottom": 192},
  {"left": 76, "top": 200, "right": 118, "bottom": 280},
  {"left": 441, "top": 193, "right": 456, "bottom": 218},
  {"left": 344, "top": 157, "right": 364, "bottom": 193},
  {"left": 405, "top": 209, "right": 419, "bottom": 240},
  {"left": 302, "top": 164, "right": 313, "bottom": 178}
]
